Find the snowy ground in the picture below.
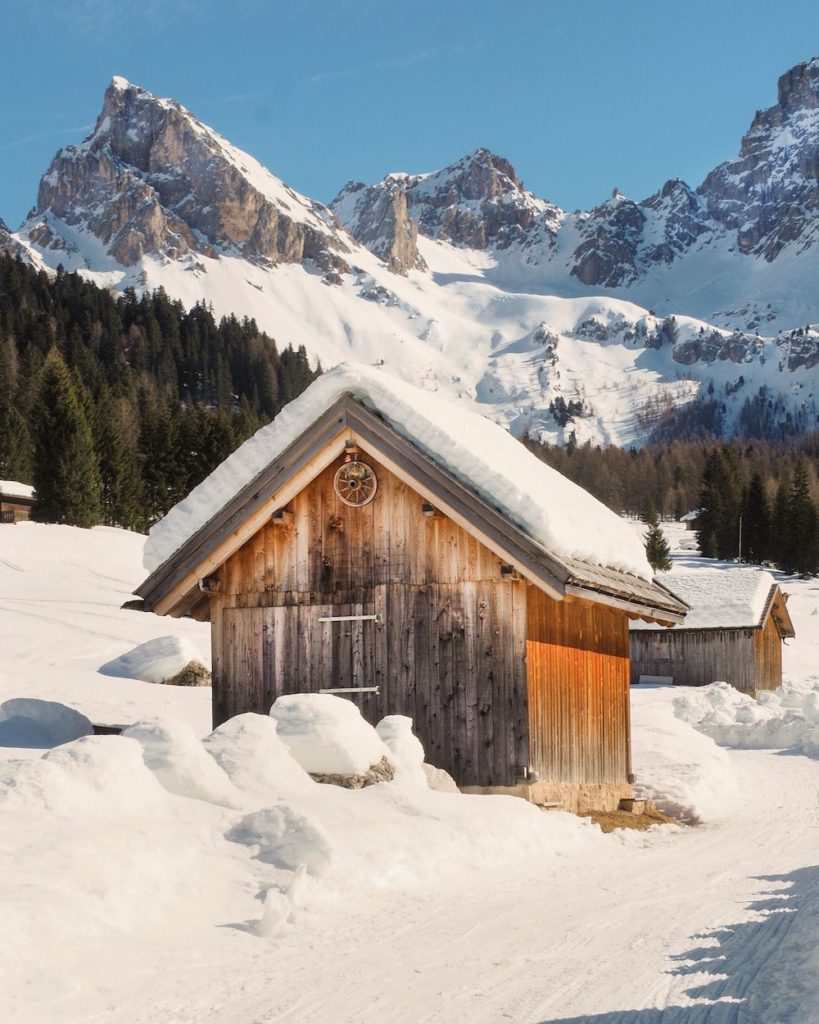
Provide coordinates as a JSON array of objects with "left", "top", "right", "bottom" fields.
[{"left": 2, "top": 521, "right": 819, "bottom": 1023}]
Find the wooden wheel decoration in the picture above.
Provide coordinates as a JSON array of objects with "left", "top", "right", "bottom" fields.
[{"left": 334, "top": 459, "right": 378, "bottom": 507}]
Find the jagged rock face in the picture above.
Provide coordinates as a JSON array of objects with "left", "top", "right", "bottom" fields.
[
  {"left": 571, "top": 195, "right": 646, "bottom": 287},
  {"left": 402, "top": 149, "right": 559, "bottom": 250},
  {"left": 331, "top": 179, "right": 426, "bottom": 274},
  {"left": 334, "top": 149, "right": 562, "bottom": 267},
  {"left": 699, "top": 58, "right": 819, "bottom": 260},
  {"left": 28, "top": 78, "right": 350, "bottom": 270}
]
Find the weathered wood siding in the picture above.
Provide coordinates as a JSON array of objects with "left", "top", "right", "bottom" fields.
[
  {"left": 527, "top": 589, "right": 631, "bottom": 785},
  {"left": 211, "top": 455, "right": 529, "bottom": 787},
  {"left": 753, "top": 613, "right": 783, "bottom": 692},
  {"left": 630, "top": 628, "right": 758, "bottom": 693}
]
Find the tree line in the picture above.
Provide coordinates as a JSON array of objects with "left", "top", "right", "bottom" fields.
[
  {"left": 0, "top": 254, "right": 318, "bottom": 530},
  {"left": 525, "top": 434, "right": 819, "bottom": 575}
]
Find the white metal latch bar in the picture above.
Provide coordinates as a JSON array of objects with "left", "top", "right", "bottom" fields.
[
  {"left": 319, "top": 686, "right": 380, "bottom": 694},
  {"left": 317, "top": 613, "right": 382, "bottom": 623}
]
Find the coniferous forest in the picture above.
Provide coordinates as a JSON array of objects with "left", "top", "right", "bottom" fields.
[
  {"left": 526, "top": 435, "right": 819, "bottom": 575},
  {"left": 0, "top": 255, "right": 318, "bottom": 531}
]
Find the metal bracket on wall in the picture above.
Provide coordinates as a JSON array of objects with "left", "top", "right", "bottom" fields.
[
  {"left": 319, "top": 686, "right": 380, "bottom": 695},
  {"left": 317, "top": 613, "right": 382, "bottom": 623}
]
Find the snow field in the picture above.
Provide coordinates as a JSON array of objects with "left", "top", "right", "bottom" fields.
[{"left": 6, "top": 524, "right": 819, "bottom": 1021}]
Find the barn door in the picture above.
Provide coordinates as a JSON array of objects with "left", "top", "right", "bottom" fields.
[{"left": 221, "top": 596, "right": 381, "bottom": 721}]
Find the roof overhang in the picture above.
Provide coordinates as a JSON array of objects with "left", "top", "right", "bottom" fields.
[{"left": 136, "top": 394, "right": 688, "bottom": 625}]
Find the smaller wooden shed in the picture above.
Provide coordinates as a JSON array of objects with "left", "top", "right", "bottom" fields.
[
  {"left": 0, "top": 481, "right": 36, "bottom": 523},
  {"left": 630, "top": 568, "right": 795, "bottom": 694}
]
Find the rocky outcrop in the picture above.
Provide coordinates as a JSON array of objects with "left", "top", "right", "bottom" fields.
[
  {"left": 309, "top": 755, "right": 395, "bottom": 789},
  {"left": 699, "top": 58, "right": 819, "bottom": 261},
  {"left": 26, "top": 77, "right": 351, "bottom": 271},
  {"left": 333, "top": 149, "right": 562, "bottom": 267},
  {"left": 331, "top": 178, "right": 425, "bottom": 273}
]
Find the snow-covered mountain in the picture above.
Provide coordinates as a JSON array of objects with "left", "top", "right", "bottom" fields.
[{"left": 5, "top": 62, "right": 819, "bottom": 447}]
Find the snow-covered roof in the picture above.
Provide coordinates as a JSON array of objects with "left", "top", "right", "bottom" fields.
[
  {"left": 0, "top": 481, "right": 35, "bottom": 501},
  {"left": 144, "top": 363, "right": 652, "bottom": 581},
  {"left": 679, "top": 510, "right": 700, "bottom": 523},
  {"left": 631, "top": 568, "right": 779, "bottom": 630}
]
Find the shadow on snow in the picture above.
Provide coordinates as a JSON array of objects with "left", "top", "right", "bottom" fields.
[{"left": 537, "top": 864, "right": 819, "bottom": 1024}]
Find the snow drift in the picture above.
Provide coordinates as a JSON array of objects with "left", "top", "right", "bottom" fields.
[
  {"left": 0, "top": 698, "right": 92, "bottom": 750},
  {"left": 674, "top": 678, "right": 819, "bottom": 758}
]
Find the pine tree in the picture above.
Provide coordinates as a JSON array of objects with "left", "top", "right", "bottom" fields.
[
  {"left": 696, "top": 449, "right": 741, "bottom": 560},
  {"left": 31, "top": 349, "right": 102, "bottom": 526},
  {"left": 781, "top": 461, "right": 819, "bottom": 574},
  {"left": 770, "top": 477, "right": 790, "bottom": 569},
  {"left": 94, "top": 391, "right": 146, "bottom": 531},
  {"left": 741, "top": 471, "right": 771, "bottom": 564},
  {"left": 642, "top": 503, "right": 672, "bottom": 572},
  {"left": 0, "top": 404, "right": 33, "bottom": 481}
]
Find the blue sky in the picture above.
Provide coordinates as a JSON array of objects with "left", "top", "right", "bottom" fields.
[{"left": 2, "top": 0, "right": 818, "bottom": 228}]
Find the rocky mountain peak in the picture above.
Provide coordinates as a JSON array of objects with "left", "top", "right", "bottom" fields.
[
  {"left": 699, "top": 56, "right": 819, "bottom": 261},
  {"left": 777, "top": 57, "right": 819, "bottom": 114},
  {"left": 334, "top": 147, "right": 562, "bottom": 260},
  {"left": 23, "top": 78, "right": 350, "bottom": 272}
]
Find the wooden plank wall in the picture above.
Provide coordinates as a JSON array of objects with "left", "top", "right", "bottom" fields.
[
  {"left": 526, "top": 589, "right": 630, "bottom": 786},
  {"left": 211, "top": 455, "right": 529, "bottom": 787},
  {"left": 753, "top": 614, "right": 783, "bottom": 692},
  {"left": 629, "top": 629, "right": 757, "bottom": 692}
]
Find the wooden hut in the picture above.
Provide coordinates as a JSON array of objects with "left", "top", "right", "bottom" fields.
[
  {"left": 137, "top": 367, "right": 686, "bottom": 812},
  {"left": 630, "top": 568, "right": 794, "bottom": 694},
  {"left": 0, "top": 481, "right": 36, "bottom": 523}
]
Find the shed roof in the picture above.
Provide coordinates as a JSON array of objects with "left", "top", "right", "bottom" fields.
[
  {"left": 145, "top": 364, "right": 652, "bottom": 579},
  {"left": 0, "top": 480, "right": 35, "bottom": 501},
  {"left": 137, "top": 366, "right": 687, "bottom": 624},
  {"left": 630, "top": 568, "right": 794, "bottom": 635}
]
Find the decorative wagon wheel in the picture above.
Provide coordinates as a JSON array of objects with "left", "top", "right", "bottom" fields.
[{"left": 333, "top": 459, "right": 378, "bottom": 507}]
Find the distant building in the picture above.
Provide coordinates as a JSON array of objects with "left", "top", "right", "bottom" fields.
[
  {"left": 630, "top": 568, "right": 795, "bottom": 694},
  {"left": 136, "top": 366, "right": 686, "bottom": 812},
  {"left": 0, "top": 481, "right": 35, "bottom": 523},
  {"left": 679, "top": 509, "right": 701, "bottom": 531}
]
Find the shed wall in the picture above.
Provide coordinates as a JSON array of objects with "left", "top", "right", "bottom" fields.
[
  {"left": 527, "top": 590, "right": 631, "bottom": 786},
  {"left": 630, "top": 628, "right": 757, "bottom": 692},
  {"left": 211, "top": 455, "right": 529, "bottom": 787},
  {"left": 753, "top": 614, "right": 783, "bottom": 692}
]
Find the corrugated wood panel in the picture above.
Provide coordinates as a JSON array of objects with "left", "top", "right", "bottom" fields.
[
  {"left": 630, "top": 629, "right": 757, "bottom": 692},
  {"left": 753, "top": 614, "right": 783, "bottom": 692},
  {"left": 527, "top": 589, "right": 629, "bottom": 786}
]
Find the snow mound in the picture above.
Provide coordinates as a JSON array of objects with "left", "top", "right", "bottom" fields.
[
  {"left": 144, "top": 363, "right": 652, "bottom": 580},
  {"left": 270, "top": 693, "right": 392, "bottom": 775},
  {"left": 123, "top": 719, "right": 244, "bottom": 808},
  {"left": 674, "top": 679, "right": 819, "bottom": 757},
  {"left": 631, "top": 687, "right": 740, "bottom": 824},
  {"left": 376, "top": 715, "right": 427, "bottom": 787},
  {"left": 0, "top": 735, "right": 165, "bottom": 815},
  {"left": 202, "top": 713, "right": 314, "bottom": 799},
  {"left": 99, "top": 635, "right": 210, "bottom": 684},
  {"left": 229, "top": 803, "right": 335, "bottom": 877},
  {"left": 0, "top": 698, "right": 92, "bottom": 749}
]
